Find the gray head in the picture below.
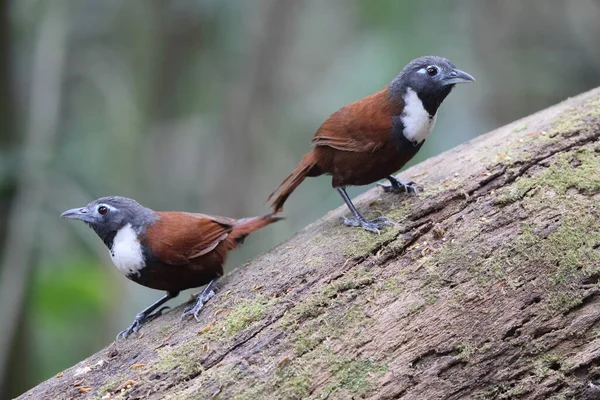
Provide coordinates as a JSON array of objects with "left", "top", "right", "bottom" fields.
[
  {"left": 390, "top": 55, "right": 475, "bottom": 115},
  {"left": 61, "top": 196, "right": 158, "bottom": 248}
]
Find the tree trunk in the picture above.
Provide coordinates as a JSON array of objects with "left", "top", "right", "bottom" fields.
[{"left": 17, "top": 88, "right": 600, "bottom": 400}]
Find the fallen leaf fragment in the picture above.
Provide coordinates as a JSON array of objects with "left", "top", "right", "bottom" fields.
[
  {"left": 153, "top": 334, "right": 173, "bottom": 350},
  {"left": 407, "top": 242, "right": 421, "bottom": 251},
  {"left": 278, "top": 356, "right": 291, "bottom": 366},
  {"left": 420, "top": 246, "right": 439, "bottom": 257},
  {"left": 198, "top": 322, "right": 214, "bottom": 334},
  {"left": 130, "top": 363, "right": 145, "bottom": 369},
  {"left": 78, "top": 386, "right": 92, "bottom": 393},
  {"left": 411, "top": 170, "right": 429, "bottom": 178},
  {"left": 114, "top": 380, "right": 137, "bottom": 392},
  {"left": 213, "top": 308, "right": 228, "bottom": 318},
  {"left": 432, "top": 225, "right": 445, "bottom": 239}
]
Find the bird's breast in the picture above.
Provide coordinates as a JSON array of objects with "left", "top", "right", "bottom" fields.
[
  {"left": 109, "top": 223, "right": 146, "bottom": 278},
  {"left": 400, "top": 88, "right": 437, "bottom": 144}
]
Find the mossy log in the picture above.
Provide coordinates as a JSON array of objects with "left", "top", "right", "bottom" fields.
[{"left": 19, "top": 88, "right": 600, "bottom": 400}]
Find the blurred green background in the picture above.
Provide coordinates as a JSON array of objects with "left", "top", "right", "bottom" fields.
[{"left": 1, "top": 0, "right": 599, "bottom": 397}]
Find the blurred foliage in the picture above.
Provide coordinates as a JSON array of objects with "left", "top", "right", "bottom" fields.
[
  {"left": 29, "top": 258, "right": 113, "bottom": 382},
  {"left": 0, "top": 0, "right": 599, "bottom": 397}
]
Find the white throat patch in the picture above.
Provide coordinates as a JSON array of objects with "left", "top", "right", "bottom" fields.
[
  {"left": 110, "top": 223, "right": 145, "bottom": 277},
  {"left": 401, "top": 87, "right": 437, "bottom": 143}
]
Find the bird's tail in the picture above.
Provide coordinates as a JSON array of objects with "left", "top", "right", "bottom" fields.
[
  {"left": 230, "top": 213, "right": 283, "bottom": 244},
  {"left": 267, "top": 152, "right": 318, "bottom": 212}
]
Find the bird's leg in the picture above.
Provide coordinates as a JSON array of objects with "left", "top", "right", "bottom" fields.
[
  {"left": 117, "top": 291, "right": 179, "bottom": 340},
  {"left": 337, "top": 188, "right": 394, "bottom": 234},
  {"left": 378, "top": 175, "right": 418, "bottom": 194},
  {"left": 181, "top": 279, "right": 217, "bottom": 321}
]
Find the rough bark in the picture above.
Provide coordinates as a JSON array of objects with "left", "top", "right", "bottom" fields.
[{"left": 18, "top": 88, "right": 600, "bottom": 400}]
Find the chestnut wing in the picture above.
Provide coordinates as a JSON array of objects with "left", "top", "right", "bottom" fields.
[
  {"left": 311, "top": 88, "right": 402, "bottom": 153},
  {"left": 144, "top": 212, "right": 236, "bottom": 265}
]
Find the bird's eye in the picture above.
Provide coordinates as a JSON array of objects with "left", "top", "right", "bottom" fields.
[
  {"left": 426, "top": 66, "right": 438, "bottom": 76},
  {"left": 98, "top": 205, "right": 108, "bottom": 215}
]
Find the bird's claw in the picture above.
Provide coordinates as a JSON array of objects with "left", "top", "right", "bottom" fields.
[
  {"left": 181, "top": 290, "right": 215, "bottom": 321},
  {"left": 378, "top": 180, "right": 418, "bottom": 194},
  {"left": 340, "top": 216, "right": 394, "bottom": 234},
  {"left": 116, "top": 315, "right": 145, "bottom": 340},
  {"left": 116, "top": 302, "right": 173, "bottom": 340}
]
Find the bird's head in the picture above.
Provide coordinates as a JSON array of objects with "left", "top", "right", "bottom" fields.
[
  {"left": 391, "top": 56, "right": 475, "bottom": 114},
  {"left": 61, "top": 196, "right": 157, "bottom": 246}
]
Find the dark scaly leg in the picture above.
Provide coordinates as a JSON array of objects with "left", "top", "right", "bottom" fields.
[
  {"left": 337, "top": 188, "right": 394, "bottom": 234},
  {"left": 117, "top": 291, "right": 179, "bottom": 339},
  {"left": 378, "top": 175, "right": 418, "bottom": 194},
  {"left": 181, "top": 279, "right": 217, "bottom": 321}
]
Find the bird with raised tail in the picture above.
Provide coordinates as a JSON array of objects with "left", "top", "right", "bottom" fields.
[
  {"left": 268, "top": 56, "right": 475, "bottom": 234},
  {"left": 61, "top": 196, "right": 281, "bottom": 338}
]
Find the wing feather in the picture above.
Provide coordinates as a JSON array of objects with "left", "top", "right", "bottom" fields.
[
  {"left": 144, "top": 212, "right": 234, "bottom": 265},
  {"left": 311, "top": 88, "right": 402, "bottom": 153}
]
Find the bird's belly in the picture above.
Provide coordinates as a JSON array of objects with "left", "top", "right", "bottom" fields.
[
  {"left": 330, "top": 145, "right": 417, "bottom": 187},
  {"left": 129, "top": 262, "right": 222, "bottom": 291}
]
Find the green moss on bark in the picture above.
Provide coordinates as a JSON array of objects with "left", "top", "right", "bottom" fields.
[{"left": 498, "top": 149, "right": 600, "bottom": 205}]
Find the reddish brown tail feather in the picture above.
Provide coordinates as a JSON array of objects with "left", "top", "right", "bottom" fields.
[
  {"left": 230, "top": 213, "right": 282, "bottom": 244},
  {"left": 267, "top": 152, "right": 317, "bottom": 212}
]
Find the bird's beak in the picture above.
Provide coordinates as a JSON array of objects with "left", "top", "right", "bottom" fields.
[
  {"left": 60, "top": 207, "right": 93, "bottom": 222},
  {"left": 444, "top": 68, "right": 476, "bottom": 85}
]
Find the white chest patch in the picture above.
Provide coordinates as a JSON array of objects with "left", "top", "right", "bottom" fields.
[
  {"left": 400, "top": 88, "right": 437, "bottom": 143},
  {"left": 109, "top": 223, "right": 145, "bottom": 277}
]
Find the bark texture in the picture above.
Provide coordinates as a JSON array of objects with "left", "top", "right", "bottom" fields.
[{"left": 18, "top": 88, "right": 600, "bottom": 400}]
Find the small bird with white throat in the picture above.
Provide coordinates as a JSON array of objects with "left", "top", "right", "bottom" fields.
[
  {"left": 61, "top": 196, "right": 281, "bottom": 339},
  {"left": 267, "top": 55, "right": 475, "bottom": 233}
]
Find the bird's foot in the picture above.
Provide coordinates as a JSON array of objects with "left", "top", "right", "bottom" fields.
[
  {"left": 181, "top": 289, "right": 216, "bottom": 321},
  {"left": 116, "top": 307, "right": 170, "bottom": 340},
  {"left": 378, "top": 178, "right": 418, "bottom": 194},
  {"left": 117, "top": 320, "right": 142, "bottom": 340},
  {"left": 340, "top": 215, "right": 394, "bottom": 234}
]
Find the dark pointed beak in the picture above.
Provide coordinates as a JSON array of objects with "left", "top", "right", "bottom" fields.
[
  {"left": 444, "top": 68, "right": 476, "bottom": 85},
  {"left": 61, "top": 207, "right": 93, "bottom": 222}
]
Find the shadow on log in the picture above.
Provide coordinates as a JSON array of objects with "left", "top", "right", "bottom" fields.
[{"left": 18, "top": 88, "right": 600, "bottom": 400}]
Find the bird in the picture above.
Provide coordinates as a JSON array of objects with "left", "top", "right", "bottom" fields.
[
  {"left": 267, "top": 56, "right": 475, "bottom": 234},
  {"left": 61, "top": 196, "right": 281, "bottom": 338}
]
